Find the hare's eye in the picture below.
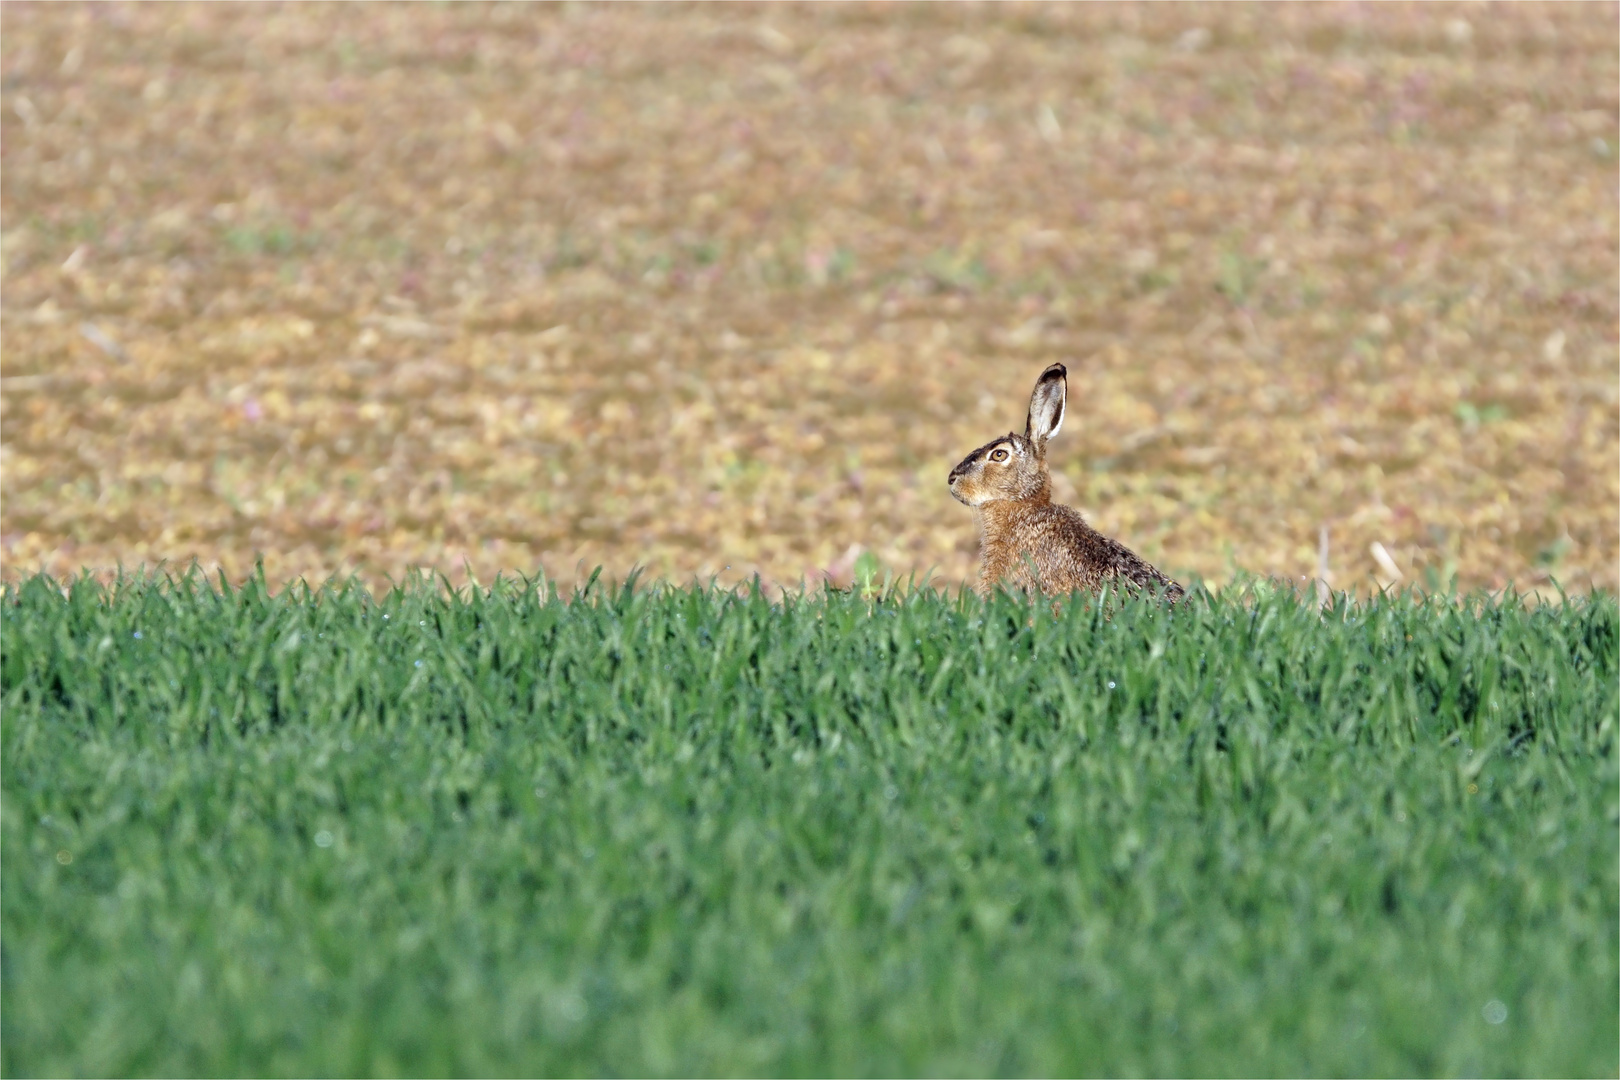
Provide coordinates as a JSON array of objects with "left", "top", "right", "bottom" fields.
[{"left": 990, "top": 448, "right": 1009, "bottom": 462}]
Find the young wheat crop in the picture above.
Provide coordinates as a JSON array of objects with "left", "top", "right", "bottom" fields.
[{"left": 2, "top": 573, "right": 1615, "bottom": 1075}]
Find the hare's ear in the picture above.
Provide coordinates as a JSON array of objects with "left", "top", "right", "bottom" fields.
[{"left": 1024, "top": 363, "right": 1067, "bottom": 452}]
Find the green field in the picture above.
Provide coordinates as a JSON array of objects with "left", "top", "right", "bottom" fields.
[{"left": 2, "top": 573, "right": 1615, "bottom": 1077}]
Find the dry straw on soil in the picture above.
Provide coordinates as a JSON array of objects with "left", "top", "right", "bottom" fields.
[{"left": 2, "top": 2, "right": 1615, "bottom": 595}]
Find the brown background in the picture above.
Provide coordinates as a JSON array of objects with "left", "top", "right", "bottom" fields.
[{"left": 2, "top": 2, "right": 1615, "bottom": 595}]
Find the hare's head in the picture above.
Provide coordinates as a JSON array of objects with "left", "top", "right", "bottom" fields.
[{"left": 948, "top": 363, "right": 1067, "bottom": 508}]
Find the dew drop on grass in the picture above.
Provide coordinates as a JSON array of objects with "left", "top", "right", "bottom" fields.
[
  {"left": 314, "top": 831, "right": 334, "bottom": 848},
  {"left": 1482, "top": 1000, "right": 1508, "bottom": 1025},
  {"left": 1108, "top": 681, "right": 1116, "bottom": 689},
  {"left": 414, "top": 659, "right": 423, "bottom": 668},
  {"left": 884, "top": 785, "right": 899, "bottom": 801},
  {"left": 132, "top": 630, "right": 142, "bottom": 639}
]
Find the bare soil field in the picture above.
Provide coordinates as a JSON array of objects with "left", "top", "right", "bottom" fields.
[{"left": 2, "top": 1, "right": 1615, "bottom": 594}]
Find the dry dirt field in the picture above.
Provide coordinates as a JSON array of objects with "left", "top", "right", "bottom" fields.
[{"left": 2, "top": 2, "right": 1615, "bottom": 595}]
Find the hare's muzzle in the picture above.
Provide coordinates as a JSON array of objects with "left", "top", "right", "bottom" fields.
[{"left": 947, "top": 456, "right": 977, "bottom": 505}]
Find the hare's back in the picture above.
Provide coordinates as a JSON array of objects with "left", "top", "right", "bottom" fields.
[{"left": 1033, "top": 503, "right": 1180, "bottom": 596}]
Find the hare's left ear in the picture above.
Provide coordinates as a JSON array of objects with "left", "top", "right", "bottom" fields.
[{"left": 1025, "top": 363, "right": 1067, "bottom": 453}]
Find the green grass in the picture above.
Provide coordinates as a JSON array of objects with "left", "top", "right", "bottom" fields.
[{"left": 2, "top": 572, "right": 1615, "bottom": 1077}]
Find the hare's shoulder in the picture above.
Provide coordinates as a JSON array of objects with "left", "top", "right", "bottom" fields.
[
  {"left": 1041, "top": 502, "right": 1177, "bottom": 585},
  {"left": 1030, "top": 501, "right": 1108, "bottom": 544},
  {"left": 1028, "top": 501, "right": 1111, "bottom": 556}
]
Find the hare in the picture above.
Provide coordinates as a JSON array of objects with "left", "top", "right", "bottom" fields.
[{"left": 948, "top": 362, "right": 1184, "bottom": 601}]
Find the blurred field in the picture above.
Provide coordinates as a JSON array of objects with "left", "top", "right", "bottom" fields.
[{"left": 1, "top": 1, "right": 1616, "bottom": 594}]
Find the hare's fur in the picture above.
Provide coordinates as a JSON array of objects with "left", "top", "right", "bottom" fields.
[{"left": 949, "top": 363, "right": 1183, "bottom": 600}]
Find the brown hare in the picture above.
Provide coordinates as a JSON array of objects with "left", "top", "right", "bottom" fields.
[{"left": 948, "top": 362, "right": 1184, "bottom": 601}]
